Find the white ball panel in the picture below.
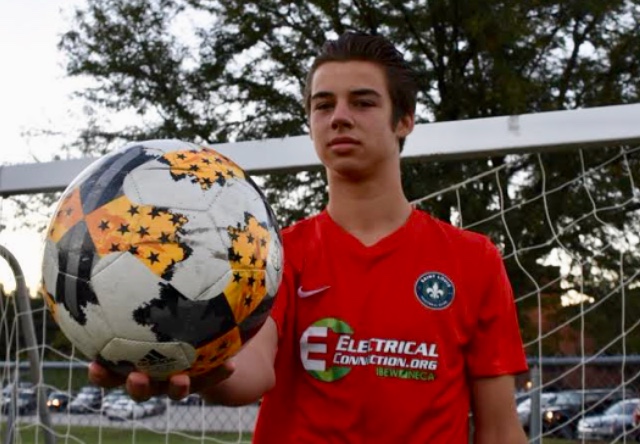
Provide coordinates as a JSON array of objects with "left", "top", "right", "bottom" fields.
[
  {"left": 63, "top": 141, "right": 165, "bottom": 193},
  {"left": 91, "top": 251, "right": 125, "bottom": 277},
  {"left": 91, "top": 253, "right": 162, "bottom": 342},
  {"left": 42, "top": 240, "right": 59, "bottom": 297},
  {"left": 195, "top": 270, "right": 232, "bottom": 301},
  {"left": 167, "top": 211, "right": 232, "bottom": 300},
  {"left": 123, "top": 162, "right": 214, "bottom": 211},
  {"left": 265, "top": 232, "right": 284, "bottom": 296},
  {"left": 207, "top": 178, "right": 268, "bottom": 229},
  {"left": 55, "top": 303, "right": 113, "bottom": 359}
]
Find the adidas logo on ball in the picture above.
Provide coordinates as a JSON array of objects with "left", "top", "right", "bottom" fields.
[{"left": 138, "top": 350, "right": 178, "bottom": 371}]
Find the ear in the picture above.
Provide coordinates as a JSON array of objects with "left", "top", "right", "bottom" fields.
[{"left": 395, "top": 113, "right": 415, "bottom": 139}]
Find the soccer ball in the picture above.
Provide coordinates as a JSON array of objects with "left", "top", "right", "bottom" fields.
[{"left": 41, "top": 139, "right": 283, "bottom": 380}]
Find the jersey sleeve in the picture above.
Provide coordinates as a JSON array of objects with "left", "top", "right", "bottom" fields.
[{"left": 465, "top": 240, "right": 529, "bottom": 378}]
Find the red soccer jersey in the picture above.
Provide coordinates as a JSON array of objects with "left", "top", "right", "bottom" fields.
[{"left": 253, "top": 209, "right": 528, "bottom": 443}]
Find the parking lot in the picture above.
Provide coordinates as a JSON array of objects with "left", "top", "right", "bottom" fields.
[{"left": 14, "top": 404, "right": 259, "bottom": 433}]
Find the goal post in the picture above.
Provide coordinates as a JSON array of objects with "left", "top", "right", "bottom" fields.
[
  {"left": 1, "top": 103, "right": 640, "bottom": 443},
  {"left": 0, "top": 245, "right": 55, "bottom": 444},
  {"left": 2, "top": 103, "right": 640, "bottom": 196}
]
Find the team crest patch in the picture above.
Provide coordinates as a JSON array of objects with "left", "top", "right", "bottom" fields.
[{"left": 415, "top": 272, "right": 455, "bottom": 310}]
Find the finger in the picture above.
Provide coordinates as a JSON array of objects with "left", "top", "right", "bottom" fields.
[
  {"left": 126, "top": 372, "right": 152, "bottom": 402},
  {"left": 88, "top": 362, "right": 125, "bottom": 389},
  {"left": 167, "top": 374, "right": 190, "bottom": 401}
]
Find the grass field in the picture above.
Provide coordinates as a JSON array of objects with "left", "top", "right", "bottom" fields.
[
  {"left": 0, "top": 425, "right": 597, "bottom": 444},
  {"left": 547, "top": 441, "right": 587, "bottom": 444},
  {"left": 0, "top": 425, "right": 252, "bottom": 443}
]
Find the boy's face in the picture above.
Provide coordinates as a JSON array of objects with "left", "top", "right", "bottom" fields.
[{"left": 308, "top": 60, "right": 413, "bottom": 179}]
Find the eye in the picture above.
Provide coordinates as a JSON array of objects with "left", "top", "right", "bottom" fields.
[
  {"left": 313, "top": 102, "right": 333, "bottom": 111},
  {"left": 354, "top": 100, "right": 375, "bottom": 107}
]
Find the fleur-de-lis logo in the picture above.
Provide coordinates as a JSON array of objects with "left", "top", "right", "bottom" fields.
[
  {"left": 426, "top": 282, "right": 444, "bottom": 300},
  {"left": 415, "top": 272, "right": 455, "bottom": 310}
]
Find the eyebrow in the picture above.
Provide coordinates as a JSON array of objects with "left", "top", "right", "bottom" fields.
[{"left": 310, "top": 88, "right": 382, "bottom": 101}]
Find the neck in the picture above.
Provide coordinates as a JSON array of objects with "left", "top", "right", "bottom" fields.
[{"left": 326, "top": 165, "right": 412, "bottom": 246}]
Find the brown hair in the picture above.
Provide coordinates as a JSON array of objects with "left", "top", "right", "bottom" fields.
[{"left": 304, "top": 31, "right": 418, "bottom": 150}]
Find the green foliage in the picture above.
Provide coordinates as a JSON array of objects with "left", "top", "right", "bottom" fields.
[
  {"left": 0, "top": 292, "right": 74, "bottom": 364},
  {"left": 56, "top": 0, "right": 640, "bottom": 355}
]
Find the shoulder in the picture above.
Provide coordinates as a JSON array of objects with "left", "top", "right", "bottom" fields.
[
  {"left": 279, "top": 213, "right": 325, "bottom": 267},
  {"left": 281, "top": 212, "right": 323, "bottom": 242},
  {"left": 413, "top": 209, "right": 496, "bottom": 257}
]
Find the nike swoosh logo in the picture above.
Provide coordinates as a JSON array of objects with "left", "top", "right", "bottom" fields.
[{"left": 297, "top": 285, "right": 330, "bottom": 298}]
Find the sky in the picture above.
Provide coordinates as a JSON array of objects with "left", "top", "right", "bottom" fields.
[{"left": 0, "top": 0, "right": 85, "bottom": 294}]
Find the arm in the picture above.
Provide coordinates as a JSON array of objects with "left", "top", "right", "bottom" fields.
[
  {"left": 199, "top": 316, "right": 278, "bottom": 406},
  {"left": 471, "top": 375, "right": 528, "bottom": 444},
  {"left": 88, "top": 316, "right": 279, "bottom": 405},
  {"left": 465, "top": 241, "right": 529, "bottom": 443}
]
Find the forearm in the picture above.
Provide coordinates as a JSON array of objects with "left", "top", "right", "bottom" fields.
[
  {"left": 473, "top": 426, "right": 528, "bottom": 444},
  {"left": 199, "top": 317, "right": 278, "bottom": 406},
  {"left": 471, "top": 375, "right": 528, "bottom": 444},
  {"left": 200, "top": 345, "right": 275, "bottom": 406}
]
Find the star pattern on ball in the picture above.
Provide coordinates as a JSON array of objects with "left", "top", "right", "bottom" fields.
[
  {"left": 159, "top": 148, "right": 245, "bottom": 190},
  {"left": 85, "top": 195, "right": 190, "bottom": 278},
  {"left": 47, "top": 190, "right": 192, "bottom": 280},
  {"left": 221, "top": 212, "right": 272, "bottom": 325},
  {"left": 48, "top": 188, "right": 84, "bottom": 241},
  {"left": 190, "top": 327, "right": 242, "bottom": 376}
]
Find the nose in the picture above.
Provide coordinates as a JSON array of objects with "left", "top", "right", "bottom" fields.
[{"left": 330, "top": 101, "right": 354, "bottom": 130}]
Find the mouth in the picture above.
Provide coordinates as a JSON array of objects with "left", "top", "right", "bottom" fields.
[{"left": 328, "top": 137, "right": 360, "bottom": 148}]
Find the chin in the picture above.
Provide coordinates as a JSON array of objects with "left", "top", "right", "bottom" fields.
[{"left": 328, "top": 162, "right": 370, "bottom": 180}]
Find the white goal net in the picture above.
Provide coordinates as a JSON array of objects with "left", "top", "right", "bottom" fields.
[{"left": 1, "top": 104, "right": 640, "bottom": 443}]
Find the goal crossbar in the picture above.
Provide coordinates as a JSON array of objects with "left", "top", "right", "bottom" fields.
[{"left": 2, "top": 103, "right": 640, "bottom": 196}]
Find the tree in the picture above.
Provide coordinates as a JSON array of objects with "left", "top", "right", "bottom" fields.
[{"left": 58, "top": 0, "right": 640, "bottom": 355}]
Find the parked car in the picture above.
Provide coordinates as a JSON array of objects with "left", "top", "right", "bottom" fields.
[
  {"left": 517, "top": 392, "right": 557, "bottom": 433},
  {"left": 47, "top": 391, "right": 72, "bottom": 412},
  {"left": 576, "top": 398, "right": 640, "bottom": 441},
  {"left": 2, "top": 381, "right": 34, "bottom": 397},
  {"left": 101, "top": 389, "right": 128, "bottom": 414},
  {"left": 1, "top": 389, "right": 38, "bottom": 415},
  {"left": 16, "top": 389, "right": 38, "bottom": 415},
  {"left": 141, "top": 396, "right": 167, "bottom": 417},
  {"left": 69, "top": 386, "right": 102, "bottom": 414},
  {"left": 175, "top": 393, "right": 203, "bottom": 406},
  {"left": 105, "top": 398, "right": 146, "bottom": 421},
  {"left": 542, "top": 389, "right": 637, "bottom": 439},
  {"left": 515, "top": 391, "right": 530, "bottom": 406}
]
